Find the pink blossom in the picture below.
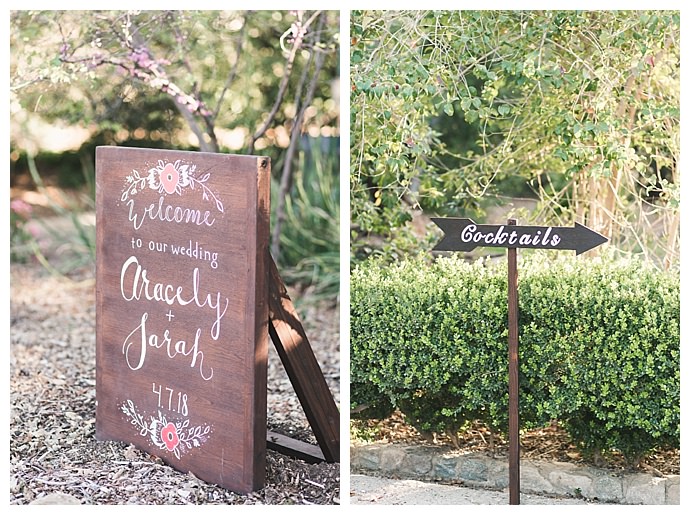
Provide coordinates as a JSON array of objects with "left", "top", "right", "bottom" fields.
[
  {"left": 160, "top": 422, "right": 180, "bottom": 452},
  {"left": 10, "top": 199, "right": 32, "bottom": 219},
  {"left": 160, "top": 163, "right": 180, "bottom": 195}
]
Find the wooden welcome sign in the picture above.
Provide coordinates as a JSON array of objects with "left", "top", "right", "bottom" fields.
[{"left": 95, "top": 146, "right": 270, "bottom": 493}]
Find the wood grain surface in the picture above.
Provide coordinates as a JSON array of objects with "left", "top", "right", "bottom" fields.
[{"left": 95, "top": 147, "right": 270, "bottom": 493}]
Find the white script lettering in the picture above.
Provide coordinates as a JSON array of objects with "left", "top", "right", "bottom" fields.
[
  {"left": 460, "top": 224, "right": 562, "bottom": 248},
  {"left": 122, "top": 312, "right": 214, "bottom": 381},
  {"left": 120, "top": 255, "right": 228, "bottom": 340},
  {"left": 127, "top": 197, "right": 215, "bottom": 231}
]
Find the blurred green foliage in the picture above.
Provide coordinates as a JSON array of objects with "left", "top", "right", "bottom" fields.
[
  {"left": 350, "top": 10, "right": 679, "bottom": 268},
  {"left": 10, "top": 10, "right": 340, "bottom": 295},
  {"left": 272, "top": 137, "right": 340, "bottom": 301},
  {"left": 11, "top": 11, "right": 339, "bottom": 153}
]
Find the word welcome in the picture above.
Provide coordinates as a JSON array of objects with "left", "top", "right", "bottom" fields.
[{"left": 127, "top": 196, "right": 216, "bottom": 231}]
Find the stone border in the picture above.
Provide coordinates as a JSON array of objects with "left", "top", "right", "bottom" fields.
[{"left": 351, "top": 443, "right": 679, "bottom": 505}]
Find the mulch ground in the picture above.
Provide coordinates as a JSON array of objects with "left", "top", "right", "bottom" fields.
[
  {"left": 10, "top": 261, "right": 340, "bottom": 505},
  {"left": 352, "top": 411, "right": 679, "bottom": 477}
]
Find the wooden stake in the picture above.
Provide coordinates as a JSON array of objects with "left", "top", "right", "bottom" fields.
[{"left": 507, "top": 219, "right": 520, "bottom": 505}]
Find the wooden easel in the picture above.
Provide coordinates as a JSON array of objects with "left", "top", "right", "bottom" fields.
[{"left": 266, "top": 255, "right": 340, "bottom": 463}]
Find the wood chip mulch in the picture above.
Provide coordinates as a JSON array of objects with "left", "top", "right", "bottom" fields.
[{"left": 10, "top": 261, "right": 340, "bottom": 505}]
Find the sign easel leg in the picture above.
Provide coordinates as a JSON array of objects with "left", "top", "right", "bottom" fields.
[
  {"left": 267, "top": 255, "right": 340, "bottom": 463},
  {"left": 507, "top": 219, "right": 520, "bottom": 505}
]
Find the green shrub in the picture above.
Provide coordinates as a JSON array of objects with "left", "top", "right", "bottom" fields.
[{"left": 350, "top": 253, "right": 679, "bottom": 463}]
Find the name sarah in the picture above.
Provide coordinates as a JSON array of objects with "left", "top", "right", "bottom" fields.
[{"left": 122, "top": 312, "right": 213, "bottom": 381}]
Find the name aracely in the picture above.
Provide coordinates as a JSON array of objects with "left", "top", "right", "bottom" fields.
[
  {"left": 119, "top": 255, "right": 228, "bottom": 340},
  {"left": 461, "top": 224, "right": 562, "bottom": 247}
]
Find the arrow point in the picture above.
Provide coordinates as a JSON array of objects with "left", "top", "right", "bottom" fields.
[{"left": 574, "top": 222, "right": 608, "bottom": 255}]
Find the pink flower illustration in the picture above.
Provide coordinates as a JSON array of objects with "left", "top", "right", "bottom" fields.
[
  {"left": 160, "top": 163, "right": 180, "bottom": 194},
  {"left": 160, "top": 422, "right": 180, "bottom": 452},
  {"left": 120, "top": 400, "right": 211, "bottom": 460},
  {"left": 121, "top": 160, "right": 224, "bottom": 213}
]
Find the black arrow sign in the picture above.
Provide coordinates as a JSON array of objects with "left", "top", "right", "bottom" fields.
[{"left": 431, "top": 217, "right": 608, "bottom": 255}]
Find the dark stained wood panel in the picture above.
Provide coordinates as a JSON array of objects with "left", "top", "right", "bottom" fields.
[{"left": 95, "top": 146, "right": 270, "bottom": 493}]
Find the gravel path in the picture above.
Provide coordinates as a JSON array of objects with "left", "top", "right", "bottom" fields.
[
  {"left": 9, "top": 261, "right": 340, "bottom": 505},
  {"left": 350, "top": 474, "right": 598, "bottom": 505}
]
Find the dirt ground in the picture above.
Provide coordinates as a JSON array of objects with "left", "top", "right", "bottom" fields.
[{"left": 9, "top": 260, "right": 341, "bottom": 505}]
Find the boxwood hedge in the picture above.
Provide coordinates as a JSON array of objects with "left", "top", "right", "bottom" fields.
[{"left": 350, "top": 253, "right": 679, "bottom": 462}]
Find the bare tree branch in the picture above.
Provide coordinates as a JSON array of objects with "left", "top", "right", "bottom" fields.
[
  {"left": 271, "top": 12, "right": 326, "bottom": 260},
  {"left": 248, "top": 11, "right": 315, "bottom": 154},
  {"left": 127, "top": 21, "right": 218, "bottom": 152},
  {"left": 213, "top": 17, "right": 247, "bottom": 120}
]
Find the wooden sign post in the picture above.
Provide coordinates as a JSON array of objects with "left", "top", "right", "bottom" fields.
[
  {"left": 96, "top": 147, "right": 271, "bottom": 493},
  {"left": 431, "top": 217, "right": 607, "bottom": 505}
]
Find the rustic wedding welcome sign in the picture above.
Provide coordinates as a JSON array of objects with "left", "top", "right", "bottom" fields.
[{"left": 95, "top": 146, "right": 270, "bottom": 493}]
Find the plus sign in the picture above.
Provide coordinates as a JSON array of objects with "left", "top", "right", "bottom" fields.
[{"left": 166, "top": 310, "right": 175, "bottom": 322}]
